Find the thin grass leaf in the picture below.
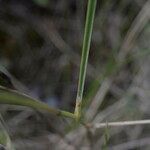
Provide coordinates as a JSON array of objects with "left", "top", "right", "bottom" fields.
[
  {"left": 0, "top": 86, "right": 75, "bottom": 119},
  {"left": 75, "top": 0, "right": 97, "bottom": 120}
]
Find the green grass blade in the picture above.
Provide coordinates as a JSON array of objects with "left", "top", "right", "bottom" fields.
[
  {"left": 0, "top": 86, "right": 75, "bottom": 119},
  {"left": 75, "top": 0, "right": 97, "bottom": 120},
  {"left": 0, "top": 114, "right": 15, "bottom": 150}
]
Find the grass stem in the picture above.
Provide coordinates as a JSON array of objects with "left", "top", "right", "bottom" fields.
[{"left": 75, "top": 0, "right": 97, "bottom": 120}]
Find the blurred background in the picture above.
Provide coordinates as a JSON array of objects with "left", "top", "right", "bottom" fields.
[{"left": 0, "top": 0, "right": 150, "bottom": 149}]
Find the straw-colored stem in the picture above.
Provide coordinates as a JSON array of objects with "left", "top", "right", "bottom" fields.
[{"left": 86, "top": 120, "right": 150, "bottom": 129}]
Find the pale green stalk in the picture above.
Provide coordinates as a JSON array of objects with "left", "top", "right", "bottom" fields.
[{"left": 0, "top": 86, "right": 75, "bottom": 119}]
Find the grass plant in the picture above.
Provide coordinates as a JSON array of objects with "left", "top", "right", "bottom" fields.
[{"left": 0, "top": 0, "right": 97, "bottom": 122}]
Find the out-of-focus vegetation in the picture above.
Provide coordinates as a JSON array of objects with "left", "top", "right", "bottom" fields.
[{"left": 0, "top": 0, "right": 150, "bottom": 149}]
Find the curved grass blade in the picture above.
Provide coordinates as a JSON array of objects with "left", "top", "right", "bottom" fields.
[{"left": 0, "top": 86, "right": 75, "bottom": 119}]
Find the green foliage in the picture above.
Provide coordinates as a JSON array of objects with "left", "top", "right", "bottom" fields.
[
  {"left": 32, "top": 0, "right": 49, "bottom": 7},
  {"left": 102, "top": 125, "right": 110, "bottom": 150},
  {"left": 0, "top": 115, "right": 14, "bottom": 150}
]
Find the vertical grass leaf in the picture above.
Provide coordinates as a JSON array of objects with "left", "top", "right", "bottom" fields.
[{"left": 75, "top": 0, "right": 97, "bottom": 120}]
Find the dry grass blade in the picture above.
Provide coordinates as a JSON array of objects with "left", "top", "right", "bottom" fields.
[
  {"left": 92, "top": 119, "right": 150, "bottom": 129},
  {"left": 118, "top": 0, "right": 150, "bottom": 61},
  {"left": 85, "top": 0, "right": 150, "bottom": 122}
]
